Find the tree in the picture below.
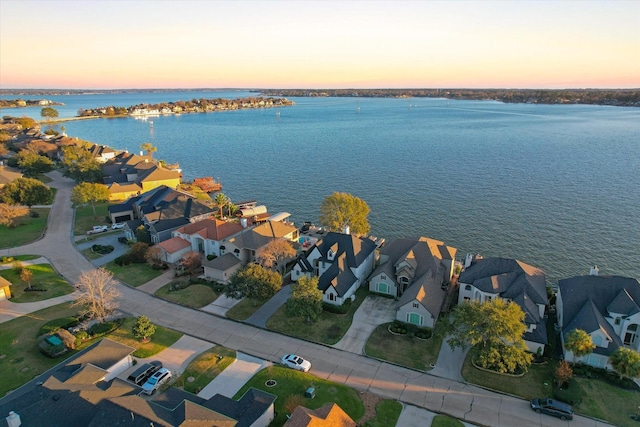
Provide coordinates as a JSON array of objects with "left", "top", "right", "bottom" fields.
[
  {"left": 214, "top": 192, "right": 229, "bottom": 219},
  {"left": 61, "top": 145, "right": 103, "bottom": 183},
  {"left": 132, "top": 315, "right": 156, "bottom": 342},
  {"left": 319, "top": 192, "right": 370, "bottom": 236},
  {"left": 255, "top": 239, "right": 296, "bottom": 274},
  {"left": 179, "top": 251, "right": 202, "bottom": 275},
  {"left": 555, "top": 360, "right": 573, "bottom": 387},
  {"left": 446, "top": 299, "right": 532, "bottom": 374},
  {"left": 609, "top": 347, "right": 640, "bottom": 380},
  {"left": 0, "top": 177, "right": 53, "bottom": 207},
  {"left": 15, "top": 150, "right": 54, "bottom": 177},
  {"left": 286, "top": 275, "right": 323, "bottom": 322},
  {"left": 135, "top": 224, "right": 151, "bottom": 244},
  {"left": 20, "top": 267, "right": 33, "bottom": 290},
  {"left": 226, "top": 263, "right": 282, "bottom": 301},
  {"left": 564, "top": 329, "right": 596, "bottom": 361},
  {"left": 145, "top": 246, "right": 164, "bottom": 268},
  {"left": 129, "top": 242, "right": 150, "bottom": 263},
  {"left": 140, "top": 142, "right": 157, "bottom": 158},
  {"left": 40, "top": 107, "right": 59, "bottom": 121},
  {"left": 73, "top": 268, "right": 120, "bottom": 323},
  {"left": 0, "top": 203, "right": 29, "bottom": 227},
  {"left": 71, "top": 182, "right": 109, "bottom": 218}
]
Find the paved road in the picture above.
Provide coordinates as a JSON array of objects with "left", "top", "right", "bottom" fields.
[{"left": 0, "top": 171, "right": 612, "bottom": 427}]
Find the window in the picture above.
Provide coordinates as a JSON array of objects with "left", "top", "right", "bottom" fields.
[
  {"left": 463, "top": 297, "right": 471, "bottom": 302},
  {"left": 407, "top": 313, "right": 422, "bottom": 326},
  {"left": 381, "top": 274, "right": 386, "bottom": 280},
  {"left": 328, "top": 293, "right": 335, "bottom": 301},
  {"left": 412, "top": 303, "right": 419, "bottom": 309},
  {"left": 377, "top": 283, "right": 388, "bottom": 294},
  {"left": 464, "top": 285, "right": 472, "bottom": 291},
  {"left": 624, "top": 324, "right": 638, "bottom": 346},
  {"left": 615, "top": 317, "right": 621, "bottom": 325},
  {"left": 485, "top": 296, "right": 492, "bottom": 302}
]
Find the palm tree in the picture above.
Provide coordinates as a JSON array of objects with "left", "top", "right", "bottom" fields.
[
  {"left": 214, "top": 192, "right": 229, "bottom": 219},
  {"left": 140, "top": 142, "right": 157, "bottom": 158}
]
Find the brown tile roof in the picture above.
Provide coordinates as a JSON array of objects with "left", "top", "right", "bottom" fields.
[
  {"left": 177, "top": 218, "right": 244, "bottom": 241},
  {"left": 159, "top": 236, "right": 192, "bottom": 254}
]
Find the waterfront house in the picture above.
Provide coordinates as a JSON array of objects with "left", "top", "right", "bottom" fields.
[
  {"left": 87, "top": 143, "right": 118, "bottom": 163},
  {"left": 220, "top": 220, "right": 299, "bottom": 264},
  {"left": 102, "top": 152, "right": 182, "bottom": 201},
  {"left": 457, "top": 257, "right": 549, "bottom": 353},
  {"left": 292, "top": 232, "right": 377, "bottom": 305},
  {"left": 557, "top": 272, "right": 640, "bottom": 368},
  {"left": 368, "top": 237, "right": 457, "bottom": 328},
  {"left": 158, "top": 218, "right": 244, "bottom": 263}
]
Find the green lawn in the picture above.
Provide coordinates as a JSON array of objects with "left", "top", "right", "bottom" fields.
[
  {"left": 266, "top": 287, "right": 368, "bottom": 345},
  {"left": 432, "top": 414, "right": 465, "bottom": 427},
  {"left": 364, "top": 321, "right": 445, "bottom": 371},
  {"left": 155, "top": 279, "right": 220, "bottom": 308},
  {"left": 81, "top": 247, "right": 104, "bottom": 260},
  {"left": 175, "top": 346, "right": 235, "bottom": 394},
  {"left": 462, "top": 349, "right": 640, "bottom": 426},
  {"left": 73, "top": 202, "right": 110, "bottom": 235},
  {"left": 225, "top": 297, "right": 267, "bottom": 321},
  {"left": 363, "top": 399, "right": 403, "bottom": 427},
  {"left": 103, "top": 260, "right": 165, "bottom": 287},
  {"left": 0, "top": 302, "right": 81, "bottom": 397},
  {"left": 102, "top": 317, "right": 183, "bottom": 358},
  {"left": 234, "top": 366, "right": 365, "bottom": 426},
  {"left": 0, "top": 263, "right": 75, "bottom": 303},
  {"left": 0, "top": 208, "right": 50, "bottom": 249},
  {"left": 1, "top": 254, "right": 42, "bottom": 263}
]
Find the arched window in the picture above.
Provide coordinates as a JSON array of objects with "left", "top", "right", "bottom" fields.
[
  {"left": 464, "top": 285, "right": 472, "bottom": 291},
  {"left": 624, "top": 324, "right": 639, "bottom": 346}
]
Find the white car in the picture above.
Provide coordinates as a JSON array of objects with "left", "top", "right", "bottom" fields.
[
  {"left": 141, "top": 367, "right": 171, "bottom": 395},
  {"left": 87, "top": 225, "right": 108, "bottom": 235},
  {"left": 111, "top": 222, "right": 125, "bottom": 230},
  {"left": 281, "top": 354, "right": 311, "bottom": 372}
]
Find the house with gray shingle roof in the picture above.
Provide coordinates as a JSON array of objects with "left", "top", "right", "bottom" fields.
[
  {"left": 0, "top": 338, "right": 276, "bottom": 427},
  {"left": 457, "top": 257, "right": 549, "bottom": 353},
  {"left": 557, "top": 274, "right": 640, "bottom": 368},
  {"left": 369, "top": 237, "right": 457, "bottom": 328},
  {"left": 292, "top": 232, "right": 377, "bottom": 305}
]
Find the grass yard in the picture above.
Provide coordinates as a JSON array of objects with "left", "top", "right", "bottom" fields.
[
  {"left": 364, "top": 321, "right": 445, "bottom": 370},
  {"left": 432, "top": 414, "right": 465, "bottom": 427},
  {"left": 266, "top": 287, "right": 368, "bottom": 345},
  {"left": 0, "top": 208, "right": 50, "bottom": 249},
  {"left": 462, "top": 349, "right": 640, "bottom": 426},
  {"left": 0, "top": 263, "right": 75, "bottom": 303},
  {"left": 234, "top": 366, "right": 364, "bottom": 427},
  {"left": 73, "top": 202, "right": 110, "bottom": 235},
  {"left": 363, "top": 399, "right": 403, "bottom": 427},
  {"left": 155, "top": 279, "right": 220, "bottom": 308},
  {"left": 1, "top": 255, "right": 42, "bottom": 263},
  {"left": 102, "top": 317, "right": 183, "bottom": 358},
  {"left": 0, "top": 302, "right": 81, "bottom": 397},
  {"left": 103, "top": 260, "right": 165, "bottom": 287},
  {"left": 225, "top": 297, "right": 266, "bottom": 321},
  {"left": 175, "top": 346, "right": 236, "bottom": 394}
]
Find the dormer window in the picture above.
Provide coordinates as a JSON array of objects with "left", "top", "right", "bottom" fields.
[{"left": 614, "top": 317, "right": 621, "bottom": 325}]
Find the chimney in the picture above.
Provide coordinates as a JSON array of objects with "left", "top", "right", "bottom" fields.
[
  {"left": 589, "top": 266, "right": 599, "bottom": 276},
  {"left": 343, "top": 225, "right": 350, "bottom": 235},
  {"left": 464, "top": 253, "right": 473, "bottom": 268},
  {"left": 240, "top": 218, "right": 248, "bottom": 228},
  {"left": 6, "top": 411, "right": 21, "bottom": 427},
  {"left": 140, "top": 151, "right": 144, "bottom": 156}
]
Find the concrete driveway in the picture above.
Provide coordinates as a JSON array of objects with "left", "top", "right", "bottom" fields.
[
  {"left": 197, "top": 352, "right": 266, "bottom": 399},
  {"left": 429, "top": 336, "right": 469, "bottom": 382},
  {"left": 333, "top": 295, "right": 396, "bottom": 354}
]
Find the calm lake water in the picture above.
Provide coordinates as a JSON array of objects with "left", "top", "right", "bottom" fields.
[{"left": 2, "top": 91, "right": 639, "bottom": 283}]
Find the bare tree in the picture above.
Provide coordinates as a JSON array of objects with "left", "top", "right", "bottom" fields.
[
  {"left": 255, "top": 239, "right": 296, "bottom": 274},
  {"left": 0, "top": 203, "right": 29, "bottom": 227},
  {"left": 74, "top": 268, "right": 120, "bottom": 323}
]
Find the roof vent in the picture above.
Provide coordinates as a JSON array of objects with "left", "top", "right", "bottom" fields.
[
  {"left": 6, "top": 411, "right": 21, "bottom": 427},
  {"left": 589, "top": 266, "right": 599, "bottom": 276}
]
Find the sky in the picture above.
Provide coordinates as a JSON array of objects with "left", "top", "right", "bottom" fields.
[{"left": 1, "top": 0, "right": 639, "bottom": 89}]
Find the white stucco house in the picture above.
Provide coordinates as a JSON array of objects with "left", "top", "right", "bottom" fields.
[
  {"left": 557, "top": 272, "right": 640, "bottom": 369},
  {"left": 292, "top": 232, "right": 377, "bottom": 305},
  {"left": 368, "top": 237, "right": 457, "bottom": 328},
  {"left": 457, "top": 257, "right": 549, "bottom": 353}
]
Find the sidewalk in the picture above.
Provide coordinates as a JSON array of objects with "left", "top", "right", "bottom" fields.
[
  {"left": 201, "top": 294, "right": 242, "bottom": 316},
  {"left": 137, "top": 270, "right": 175, "bottom": 294},
  {"left": 0, "top": 256, "right": 49, "bottom": 269},
  {"left": 0, "top": 292, "right": 78, "bottom": 323}
]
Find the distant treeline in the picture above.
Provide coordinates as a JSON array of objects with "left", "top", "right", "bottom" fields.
[
  {"left": 77, "top": 97, "right": 294, "bottom": 117},
  {"left": 258, "top": 88, "right": 640, "bottom": 107},
  {"left": 0, "top": 99, "right": 64, "bottom": 108}
]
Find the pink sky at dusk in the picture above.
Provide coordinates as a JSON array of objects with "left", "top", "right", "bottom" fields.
[{"left": 1, "top": 0, "right": 638, "bottom": 89}]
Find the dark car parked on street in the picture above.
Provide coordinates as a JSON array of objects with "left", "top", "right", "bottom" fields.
[{"left": 530, "top": 398, "right": 574, "bottom": 421}]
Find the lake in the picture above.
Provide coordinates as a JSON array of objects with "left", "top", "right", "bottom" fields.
[{"left": 2, "top": 91, "right": 639, "bottom": 283}]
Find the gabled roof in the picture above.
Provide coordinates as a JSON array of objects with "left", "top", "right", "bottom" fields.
[
  {"left": 0, "top": 166, "right": 22, "bottom": 185},
  {"left": 159, "top": 236, "right": 192, "bottom": 254},
  {"left": 459, "top": 258, "right": 547, "bottom": 306},
  {"left": 563, "top": 299, "right": 622, "bottom": 356},
  {"left": 204, "top": 253, "right": 243, "bottom": 271},
  {"left": 396, "top": 269, "right": 446, "bottom": 316},
  {"left": 608, "top": 288, "right": 640, "bottom": 317},
  {"left": 176, "top": 218, "right": 244, "bottom": 241},
  {"left": 284, "top": 403, "right": 355, "bottom": 427},
  {"left": 225, "top": 220, "right": 297, "bottom": 251},
  {"left": 317, "top": 252, "right": 358, "bottom": 296},
  {"left": 316, "top": 232, "right": 377, "bottom": 269}
]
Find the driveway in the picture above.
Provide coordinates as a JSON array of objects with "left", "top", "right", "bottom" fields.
[
  {"left": 333, "top": 295, "right": 396, "bottom": 354},
  {"left": 201, "top": 294, "right": 242, "bottom": 316},
  {"left": 397, "top": 403, "right": 476, "bottom": 427},
  {"left": 245, "top": 284, "right": 292, "bottom": 328},
  {"left": 429, "top": 335, "right": 469, "bottom": 382},
  {"left": 197, "top": 352, "right": 266, "bottom": 399},
  {"left": 75, "top": 231, "right": 130, "bottom": 266}
]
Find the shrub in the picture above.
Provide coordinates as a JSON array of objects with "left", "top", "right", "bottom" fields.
[
  {"left": 206, "top": 254, "right": 217, "bottom": 261},
  {"left": 56, "top": 329, "right": 77, "bottom": 350},
  {"left": 89, "top": 319, "right": 123, "bottom": 336},
  {"left": 118, "top": 236, "right": 128, "bottom": 244},
  {"left": 1, "top": 256, "right": 15, "bottom": 263},
  {"left": 553, "top": 378, "right": 582, "bottom": 405},
  {"left": 38, "top": 316, "right": 79, "bottom": 336},
  {"left": 115, "top": 254, "right": 133, "bottom": 266},
  {"left": 75, "top": 330, "right": 89, "bottom": 347},
  {"left": 30, "top": 210, "right": 40, "bottom": 218},
  {"left": 322, "top": 302, "right": 349, "bottom": 314},
  {"left": 129, "top": 242, "right": 150, "bottom": 263}
]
